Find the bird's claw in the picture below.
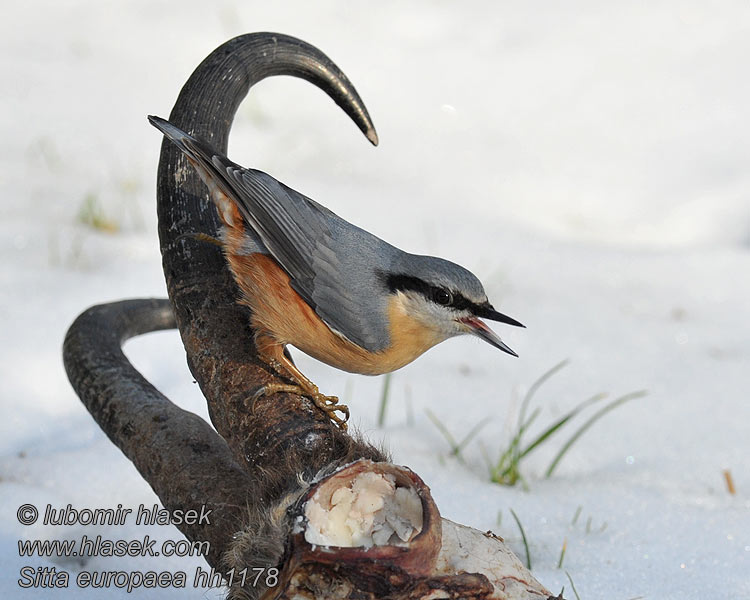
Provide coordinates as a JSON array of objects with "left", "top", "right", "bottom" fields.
[
  {"left": 310, "top": 391, "right": 349, "bottom": 430},
  {"left": 250, "top": 383, "right": 349, "bottom": 430}
]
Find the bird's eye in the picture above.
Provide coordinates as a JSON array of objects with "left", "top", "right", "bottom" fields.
[{"left": 433, "top": 288, "right": 453, "bottom": 306}]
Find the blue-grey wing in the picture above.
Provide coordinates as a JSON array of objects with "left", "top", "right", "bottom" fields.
[
  {"left": 147, "top": 116, "right": 391, "bottom": 351},
  {"left": 214, "top": 158, "right": 392, "bottom": 353}
]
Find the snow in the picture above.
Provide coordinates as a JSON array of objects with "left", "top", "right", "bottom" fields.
[{"left": 1, "top": 1, "right": 749, "bottom": 598}]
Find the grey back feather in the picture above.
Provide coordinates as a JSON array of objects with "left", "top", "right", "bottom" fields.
[{"left": 218, "top": 161, "right": 398, "bottom": 352}]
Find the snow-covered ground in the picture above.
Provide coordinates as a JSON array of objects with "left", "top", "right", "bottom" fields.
[{"left": 2, "top": 1, "right": 749, "bottom": 598}]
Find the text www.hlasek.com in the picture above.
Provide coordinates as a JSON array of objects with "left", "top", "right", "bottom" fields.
[{"left": 19, "top": 535, "right": 209, "bottom": 559}]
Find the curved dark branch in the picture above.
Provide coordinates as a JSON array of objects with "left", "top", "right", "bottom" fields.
[{"left": 62, "top": 299, "right": 253, "bottom": 567}]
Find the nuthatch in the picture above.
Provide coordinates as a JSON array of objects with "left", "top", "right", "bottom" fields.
[{"left": 149, "top": 115, "right": 523, "bottom": 428}]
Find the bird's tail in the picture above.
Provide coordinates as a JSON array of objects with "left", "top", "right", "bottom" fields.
[
  {"left": 148, "top": 115, "right": 232, "bottom": 193},
  {"left": 148, "top": 115, "right": 198, "bottom": 156},
  {"left": 148, "top": 115, "right": 246, "bottom": 231}
]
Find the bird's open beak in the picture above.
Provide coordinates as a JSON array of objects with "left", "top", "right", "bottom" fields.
[
  {"left": 459, "top": 317, "right": 519, "bottom": 357},
  {"left": 475, "top": 305, "right": 525, "bottom": 328}
]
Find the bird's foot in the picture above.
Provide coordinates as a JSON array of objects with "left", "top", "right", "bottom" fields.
[
  {"left": 308, "top": 388, "right": 349, "bottom": 430},
  {"left": 250, "top": 383, "right": 349, "bottom": 430}
]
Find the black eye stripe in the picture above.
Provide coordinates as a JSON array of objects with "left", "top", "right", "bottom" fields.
[
  {"left": 382, "top": 272, "right": 484, "bottom": 313},
  {"left": 383, "top": 273, "right": 431, "bottom": 298},
  {"left": 449, "top": 293, "right": 477, "bottom": 312}
]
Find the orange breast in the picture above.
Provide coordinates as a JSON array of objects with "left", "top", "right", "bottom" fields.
[{"left": 225, "top": 252, "right": 445, "bottom": 375}]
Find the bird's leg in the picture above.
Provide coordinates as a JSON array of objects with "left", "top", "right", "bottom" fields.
[{"left": 252, "top": 335, "right": 349, "bottom": 430}]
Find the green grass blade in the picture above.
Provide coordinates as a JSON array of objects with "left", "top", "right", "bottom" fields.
[
  {"left": 427, "top": 408, "right": 484, "bottom": 464},
  {"left": 517, "top": 406, "right": 542, "bottom": 441},
  {"left": 518, "top": 359, "right": 569, "bottom": 428},
  {"left": 566, "top": 571, "right": 582, "bottom": 600},
  {"left": 507, "top": 407, "right": 541, "bottom": 460},
  {"left": 425, "top": 408, "right": 458, "bottom": 451},
  {"left": 377, "top": 373, "right": 392, "bottom": 427},
  {"left": 493, "top": 407, "right": 541, "bottom": 483},
  {"left": 480, "top": 442, "right": 498, "bottom": 479},
  {"left": 509, "top": 508, "right": 532, "bottom": 570},
  {"left": 456, "top": 418, "right": 491, "bottom": 454},
  {"left": 545, "top": 390, "right": 648, "bottom": 478},
  {"left": 519, "top": 392, "right": 608, "bottom": 460},
  {"left": 557, "top": 537, "right": 567, "bottom": 569},
  {"left": 493, "top": 360, "right": 568, "bottom": 486},
  {"left": 571, "top": 505, "right": 582, "bottom": 525}
]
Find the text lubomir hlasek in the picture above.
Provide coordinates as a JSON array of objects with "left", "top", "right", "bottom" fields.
[{"left": 41, "top": 504, "right": 211, "bottom": 527}]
